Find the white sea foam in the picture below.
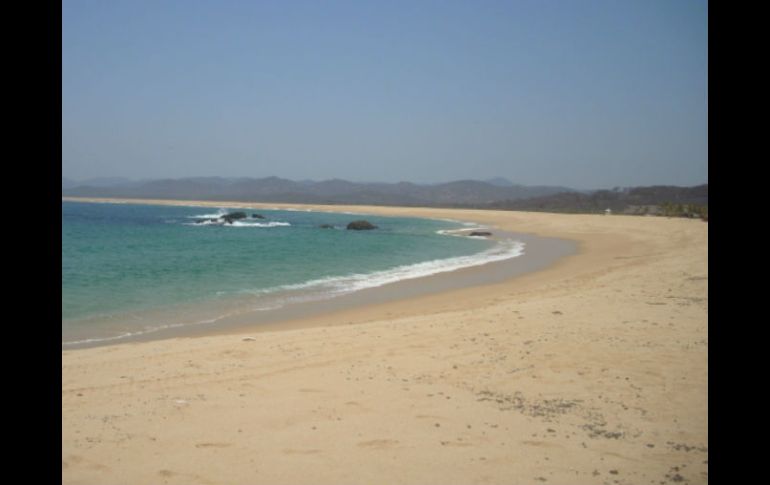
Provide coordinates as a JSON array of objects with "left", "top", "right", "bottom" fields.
[
  {"left": 187, "top": 208, "right": 229, "bottom": 218},
  {"left": 63, "top": 331, "right": 139, "bottom": 346},
  {"left": 182, "top": 219, "right": 222, "bottom": 226},
  {"left": 183, "top": 220, "right": 291, "bottom": 227},
  {"left": 436, "top": 226, "right": 489, "bottom": 237},
  {"left": 229, "top": 221, "right": 291, "bottom": 228},
  {"left": 275, "top": 238, "right": 525, "bottom": 296}
]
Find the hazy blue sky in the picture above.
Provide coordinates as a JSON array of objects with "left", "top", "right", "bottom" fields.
[{"left": 62, "top": 0, "right": 707, "bottom": 189}]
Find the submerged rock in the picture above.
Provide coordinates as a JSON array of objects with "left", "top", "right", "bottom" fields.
[
  {"left": 251, "top": 213, "right": 265, "bottom": 219},
  {"left": 469, "top": 231, "right": 492, "bottom": 237},
  {"left": 346, "top": 220, "right": 378, "bottom": 230},
  {"left": 319, "top": 224, "right": 335, "bottom": 229}
]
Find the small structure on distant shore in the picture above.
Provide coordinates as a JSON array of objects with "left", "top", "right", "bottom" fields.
[{"left": 604, "top": 208, "right": 612, "bottom": 215}]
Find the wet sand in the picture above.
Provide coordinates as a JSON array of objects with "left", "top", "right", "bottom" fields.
[{"left": 62, "top": 198, "right": 708, "bottom": 485}]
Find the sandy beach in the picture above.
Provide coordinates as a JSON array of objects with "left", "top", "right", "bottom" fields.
[{"left": 62, "top": 199, "right": 708, "bottom": 485}]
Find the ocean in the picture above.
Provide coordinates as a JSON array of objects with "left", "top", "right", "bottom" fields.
[{"left": 62, "top": 201, "right": 525, "bottom": 346}]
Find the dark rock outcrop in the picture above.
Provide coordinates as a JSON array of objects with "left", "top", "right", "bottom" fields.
[
  {"left": 346, "top": 220, "right": 378, "bottom": 230},
  {"left": 469, "top": 231, "right": 492, "bottom": 237},
  {"left": 222, "top": 211, "right": 247, "bottom": 224}
]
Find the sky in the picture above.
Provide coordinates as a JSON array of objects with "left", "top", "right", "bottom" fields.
[{"left": 62, "top": 0, "right": 708, "bottom": 189}]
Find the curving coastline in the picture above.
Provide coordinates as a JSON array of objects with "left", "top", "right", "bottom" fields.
[
  {"left": 62, "top": 198, "right": 574, "bottom": 348},
  {"left": 62, "top": 197, "right": 708, "bottom": 485}
]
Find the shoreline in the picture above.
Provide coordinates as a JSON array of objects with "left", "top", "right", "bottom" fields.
[
  {"left": 62, "top": 197, "right": 708, "bottom": 485},
  {"left": 63, "top": 231, "right": 575, "bottom": 349},
  {"left": 63, "top": 197, "right": 577, "bottom": 348}
]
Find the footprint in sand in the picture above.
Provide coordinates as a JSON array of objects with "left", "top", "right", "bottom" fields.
[
  {"left": 357, "top": 439, "right": 400, "bottom": 449},
  {"left": 283, "top": 449, "right": 323, "bottom": 455},
  {"left": 195, "top": 442, "right": 232, "bottom": 448},
  {"left": 521, "top": 440, "right": 564, "bottom": 449},
  {"left": 63, "top": 454, "right": 108, "bottom": 471}
]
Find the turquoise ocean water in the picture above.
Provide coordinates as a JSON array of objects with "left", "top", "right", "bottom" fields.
[{"left": 62, "top": 201, "right": 524, "bottom": 345}]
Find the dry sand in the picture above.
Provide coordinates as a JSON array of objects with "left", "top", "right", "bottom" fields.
[{"left": 62, "top": 199, "right": 708, "bottom": 485}]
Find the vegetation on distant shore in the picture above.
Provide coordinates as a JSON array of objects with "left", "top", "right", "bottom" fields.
[
  {"left": 483, "top": 185, "right": 708, "bottom": 220},
  {"left": 659, "top": 202, "right": 708, "bottom": 221},
  {"left": 62, "top": 178, "right": 707, "bottom": 220}
]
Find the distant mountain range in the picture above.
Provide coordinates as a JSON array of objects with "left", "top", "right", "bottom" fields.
[
  {"left": 61, "top": 176, "right": 579, "bottom": 207},
  {"left": 61, "top": 176, "right": 707, "bottom": 214},
  {"left": 62, "top": 176, "right": 143, "bottom": 189},
  {"left": 483, "top": 177, "right": 515, "bottom": 187}
]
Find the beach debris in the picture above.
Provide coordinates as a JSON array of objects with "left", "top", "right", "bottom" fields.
[
  {"left": 242, "top": 337, "right": 257, "bottom": 342},
  {"left": 173, "top": 399, "right": 189, "bottom": 406},
  {"left": 469, "top": 231, "right": 492, "bottom": 237},
  {"left": 346, "top": 220, "right": 378, "bottom": 230}
]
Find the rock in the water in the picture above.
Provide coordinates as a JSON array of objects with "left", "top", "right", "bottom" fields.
[
  {"left": 222, "top": 211, "right": 248, "bottom": 224},
  {"left": 469, "top": 231, "right": 492, "bottom": 237},
  {"left": 346, "top": 220, "right": 378, "bottom": 230},
  {"left": 251, "top": 213, "right": 265, "bottom": 219},
  {"left": 319, "top": 224, "right": 335, "bottom": 229}
]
